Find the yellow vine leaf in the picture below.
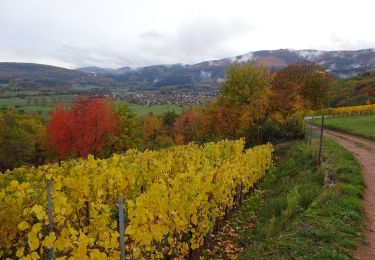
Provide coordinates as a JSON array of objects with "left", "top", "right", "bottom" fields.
[
  {"left": 16, "top": 247, "right": 24, "bottom": 257},
  {"left": 27, "top": 232, "right": 39, "bottom": 252},
  {"left": 18, "top": 221, "right": 30, "bottom": 231},
  {"left": 43, "top": 232, "right": 56, "bottom": 248},
  {"left": 30, "top": 251, "right": 39, "bottom": 259},
  {"left": 31, "top": 205, "right": 46, "bottom": 221}
]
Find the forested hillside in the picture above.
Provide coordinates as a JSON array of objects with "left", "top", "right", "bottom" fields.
[
  {"left": 1, "top": 49, "right": 374, "bottom": 92},
  {"left": 330, "top": 70, "right": 375, "bottom": 107},
  {"left": 0, "top": 63, "right": 121, "bottom": 89},
  {"left": 79, "top": 49, "right": 375, "bottom": 90}
]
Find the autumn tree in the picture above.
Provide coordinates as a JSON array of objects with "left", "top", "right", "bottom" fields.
[
  {"left": 172, "top": 107, "right": 210, "bottom": 144},
  {"left": 0, "top": 109, "right": 47, "bottom": 171},
  {"left": 261, "top": 62, "right": 332, "bottom": 142},
  {"left": 108, "top": 103, "right": 142, "bottom": 154},
  {"left": 0, "top": 125, "right": 34, "bottom": 171},
  {"left": 217, "top": 62, "right": 273, "bottom": 142},
  {"left": 205, "top": 102, "right": 243, "bottom": 140},
  {"left": 48, "top": 98, "right": 117, "bottom": 159},
  {"left": 272, "top": 61, "right": 332, "bottom": 113},
  {"left": 214, "top": 61, "right": 323, "bottom": 145},
  {"left": 141, "top": 113, "right": 173, "bottom": 149},
  {"left": 220, "top": 61, "right": 273, "bottom": 107}
]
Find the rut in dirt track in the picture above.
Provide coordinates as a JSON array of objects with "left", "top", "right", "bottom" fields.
[{"left": 323, "top": 129, "right": 375, "bottom": 260}]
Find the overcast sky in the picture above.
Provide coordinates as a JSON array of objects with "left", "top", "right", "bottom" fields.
[{"left": 0, "top": 0, "right": 374, "bottom": 69}]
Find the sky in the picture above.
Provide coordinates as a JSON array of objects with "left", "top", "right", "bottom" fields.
[{"left": 0, "top": 0, "right": 374, "bottom": 69}]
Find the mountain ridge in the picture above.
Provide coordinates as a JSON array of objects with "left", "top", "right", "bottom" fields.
[
  {"left": 79, "top": 48, "right": 375, "bottom": 72},
  {"left": 77, "top": 48, "right": 375, "bottom": 89},
  {"left": 0, "top": 49, "right": 374, "bottom": 91},
  {"left": 0, "top": 62, "right": 122, "bottom": 88}
]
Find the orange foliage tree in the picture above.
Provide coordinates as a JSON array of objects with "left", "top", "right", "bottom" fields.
[
  {"left": 205, "top": 102, "right": 243, "bottom": 140},
  {"left": 141, "top": 114, "right": 173, "bottom": 149},
  {"left": 48, "top": 98, "right": 117, "bottom": 159},
  {"left": 272, "top": 61, "right": 332, "bottom": 113},
  {"left": 172, "top": 107, "right": 209, "bottom": 144}
]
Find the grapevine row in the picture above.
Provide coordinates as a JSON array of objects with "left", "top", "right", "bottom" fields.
[
  {"left": 0, "top": 139, "right": 273, "bottom": 259},
  {"left": 313, "top": 104, "right": 375, "bottom": 116}
]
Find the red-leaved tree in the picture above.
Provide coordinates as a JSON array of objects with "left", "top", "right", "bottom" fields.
[{"left": 48, "top": 98, "right": 117, "bottom": 159}]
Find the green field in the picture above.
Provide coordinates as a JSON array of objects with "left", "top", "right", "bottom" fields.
[
  {"left": 0, "top": 96, "right": 75, "bottom": 118},
  {"left": 314, "top": 114, "right": 375, "bottom": 140},
  {"left": 1, "top": 83, "right": 189, "bottom": 118},
  {"left": 124, "top": 103, "right": 188, "bottom": 116},
  {"left": 0, "top": 96, "right": 189, "bottom": 119}
]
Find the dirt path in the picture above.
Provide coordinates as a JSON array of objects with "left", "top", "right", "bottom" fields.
[{"left": 323, "top": 129, "right": 375, "bottom": 259}]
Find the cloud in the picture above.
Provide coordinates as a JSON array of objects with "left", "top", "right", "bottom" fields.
[
  {"left": 53, "top": 45, "right": 147, "bottom": 69},
  {"left": 0, "top": 15, "right": 255, "bottom": 68},
  {"left": 136, "top": 18, "right": 254, "bottom": 66},
  {"left": 175, "top": 18, "right": 253, "bottom": 56},
  {"left": 327, "top": 34, "right": 375, "bottom": 50},
  {"left": 139, "top": 31, "right": 165, "bottom": 41},
  {"left": 43, "top": 18, "right": 256, "bottom": 68},
  {"left": 0, "top": 0, "right": 374, "bottom": 68}
]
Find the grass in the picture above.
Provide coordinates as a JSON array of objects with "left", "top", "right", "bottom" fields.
[
  {"left": 0, "top": 95, "right": 75, "bottom": 119},
  {"left": 0, "top": 96, "right": 189, "bottom": 119},
  {"left": 124, "top": 102, "right": 189, "bottom": 116},
  {"left": 1, "top": 90, "right": 40, "bottom": 97},
  {"left": 311, "top": 114, "right": 375, "bottom": 141},
  {"left": 222, "top": 139, "right": 365, "bottom": 259}
]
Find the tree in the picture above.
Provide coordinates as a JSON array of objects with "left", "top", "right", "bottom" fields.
[
  {"left": 219, "top": 61, "right": 273, "bottom": 106},
  {"left": 272, "top": 61, "right": 332, "bottom": 112},
  {"left": 0, "top": 125, "right": 35, "bottom": 171},
  {"left": 205, "top": 102, "right": 243, "bottom": 140},
  {"left": 108, "top": 103, "right": 142, "bottom": 154},
  {"left": 141, "top": 114, "right": 173, "bottom": 149},
  {"left": 0, "top": 109, "right": 47, "bottom": 171},
  {"left": 303, "top": 65, "right": 333, "bottom": 109},
  {"left": 217, "top": 62, "right": 273, "bottom": 140},
  {"left": 172, "top": 107, "right": 209, "bottom": 144},
  {"left": 48, "top": 107, "right": 75, "bottom": 159},
  {"left": 48, "top": 98, "right": 117, "bottom": 159},
  {"left": 214, "top": 61, "right": 319, "bottom": 145},
  {"left": 162, "top": 110, "right": 178, "bottom": 126}
]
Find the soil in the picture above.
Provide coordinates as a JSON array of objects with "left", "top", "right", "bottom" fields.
[{"left": 323, "top": 129, "right": 375, "bottom": 260}]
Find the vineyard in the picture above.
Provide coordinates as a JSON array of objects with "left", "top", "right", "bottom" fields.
[
  {"left": 0, "top": 139, "right": 273, "bottom": 259},
  {"left": 314, "top": 104, "right": 375, "bottom": 116}
]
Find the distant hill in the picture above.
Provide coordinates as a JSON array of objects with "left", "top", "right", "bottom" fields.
[
  {"left": 78, "top": 49, "right": 375, "bottom": 90},
  {"left": 0, "top": 62, "right": 121, "bottom": 89},
  {"left": 1, "top": 49, "right": 374, "bottom": 92},
  {"left": 330, "top": 70, "right": 375, "bottom": 107}
]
